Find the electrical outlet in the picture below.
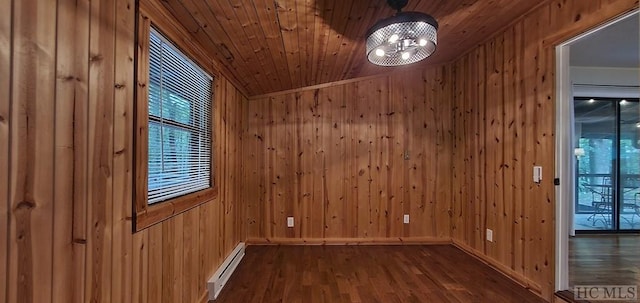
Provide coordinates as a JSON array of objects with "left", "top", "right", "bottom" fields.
[
  {"left": 486, "top": 228, "right": 493, "bottom": 242},
  {"left": 287, "top": 217, "right": 294, "bottom": 227},
  {"left": 403, "top": 214, "right": 410, "bottom": 224}
]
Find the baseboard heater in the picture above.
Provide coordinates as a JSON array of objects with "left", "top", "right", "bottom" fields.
[{"left": 207, "top": 242, "right": 245, "bottom": 300}]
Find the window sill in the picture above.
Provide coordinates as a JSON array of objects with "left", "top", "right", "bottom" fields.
[{"left": 134, "top": 186, "right": 217, "bottom": 231}]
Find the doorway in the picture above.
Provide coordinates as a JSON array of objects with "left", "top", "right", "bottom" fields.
[{"left": 555, "top": 10, "right": 639, "bottom": 292}]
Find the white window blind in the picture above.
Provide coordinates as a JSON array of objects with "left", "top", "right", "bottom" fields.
[{"left": 147, "top": 27, "right": 213, "bottom": 205}]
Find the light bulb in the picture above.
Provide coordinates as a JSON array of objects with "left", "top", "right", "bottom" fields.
[
  {"left": 419, "top": 39, "right": 428, "bottom": 46},
  {"left": 636, "top": 123, "right": 640, "bottom": 128},
  {"left": 375, "top": 49, "right": 385, "bottom": 57},
  {"left": 401, "top": 52, "right": 411, "bottom": 60},
  {"left": 588, "top": 99, "right": 595, "bottom": 103},
  {"left": 620, "top": 99, "right": 628, "bottom": 105},
  {"left": 388, "top": 34, "right": 399, "bottom": 43}
]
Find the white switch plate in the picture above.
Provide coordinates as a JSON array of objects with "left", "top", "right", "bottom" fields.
[
  {"left": 533, "top": 166, "right": 542, "bottom": 183},
  {"left": 287, "top": 217, "right": 294, "bottom": 227},
  {"left": 403, "top": 214, "right": 410, "bottom": 224},
  {"left": 486, "top": 228, "right": 493, "bottom": 242}
]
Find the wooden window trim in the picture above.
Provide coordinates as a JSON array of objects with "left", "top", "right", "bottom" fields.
[{"left": 134, "top": 1, "right": 219, "bottom": 231}]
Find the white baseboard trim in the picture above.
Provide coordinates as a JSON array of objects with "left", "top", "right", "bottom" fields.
[{"left": 207, "top": 242, "right": 245, "bottom": 300}]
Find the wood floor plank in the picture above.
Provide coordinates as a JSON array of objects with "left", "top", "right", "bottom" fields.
[
  {"left": 215, "top": 245, "right": 546, "bottom": 303},
  {"left": 570, "top": 235, "right": 640, "bottom": 288}
]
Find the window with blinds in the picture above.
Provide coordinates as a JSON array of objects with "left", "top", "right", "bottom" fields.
[{"left": 147, "top": 26, "right": 213, "bottom": 205}]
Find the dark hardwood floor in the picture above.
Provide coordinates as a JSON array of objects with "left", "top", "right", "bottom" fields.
[
  {"left": 569, "top": 235, "right": 640, "bottom": 287},
  {"left": 214, "top": 245, "right": 545, "bottom": 303}
]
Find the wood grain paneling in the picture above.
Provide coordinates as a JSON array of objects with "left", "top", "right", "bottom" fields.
[
  {"left": 8, "top": 1, "right": 57, "bottom": 302},
  {"left": 450, "top": 0, "right": 639, "bottom": 301},
  {"left": 158, "top": 0, "right": 545, "bottom": 96},
  {"left": 113, "top": 0, "right": 135, "bottom": 301},
  {"left": 243, "top": 68, "right": 454, "bottom": 243},
  {"left": 53, "top": 0, "right": 83, "bottom": 301},
  {"left": 85, "top": 1, "right": 116, "bottom": 301},
  {"left": 0, "top": 0, "right": 11, "bottom": 301},
  {"left": 70, "top": 0, "right": 91, "bottom": 301},
  {"left": 1, "top": 0, "right": 246, "bottom": 302}
]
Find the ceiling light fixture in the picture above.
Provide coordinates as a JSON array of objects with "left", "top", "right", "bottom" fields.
[{"left": 366, "top": 0, "right": 438, "bottom": 66}]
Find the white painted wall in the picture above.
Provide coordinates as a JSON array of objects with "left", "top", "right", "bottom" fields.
[
  {"left": 571, "top": 66, "right": 640, "bottom": 98},
  {"left": 571, "top": 66, "right": 639, "bottom": 86}
]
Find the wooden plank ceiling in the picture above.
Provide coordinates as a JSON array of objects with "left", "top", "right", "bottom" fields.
[{"left": 159, "top": 0, "right": 543, "bottom": 96}]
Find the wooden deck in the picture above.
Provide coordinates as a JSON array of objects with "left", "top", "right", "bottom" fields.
[{"left": 215, "top": 245, "right": 546, "bottom": 303}]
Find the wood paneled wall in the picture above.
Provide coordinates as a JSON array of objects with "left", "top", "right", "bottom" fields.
[
  {"left": 2, "top": 0, "right": 637, "bottom": 302},
  {"left": 1, "top": 0, "right": 246, "bottom": 302},
  {"left": 450, "top": 0, "right": 639, "bottom": 300},
  {"left": 243, "top": 69, "right": 454, "bottom": 243}
]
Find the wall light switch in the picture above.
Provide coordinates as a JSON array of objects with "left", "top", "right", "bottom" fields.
[
  {"left": 533, "top": 166, "right": 542, "bottom": 183},
  {"left": 403, "top": 214, "right": 410, "bottom": 224},
  {"left": 486, "top": 228, "right": 493, "bottom": 242},
  {"left": 287, "top": 217, "right": 294, "bottom": 227}
]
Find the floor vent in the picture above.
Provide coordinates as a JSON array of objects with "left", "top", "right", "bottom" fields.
[{"left": 207, "top": 242, "right": 245, "bottom": 300}]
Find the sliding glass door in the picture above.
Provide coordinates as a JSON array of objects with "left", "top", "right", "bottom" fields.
[
  {"left": 574, "top": 97, "right": 640, "bottom": 232},
  {"left": 574, "top": 98, "right": 616, "bottom": 231},
  {"left": 619, "top": 100, "right": 640, "bottom": 230}
]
